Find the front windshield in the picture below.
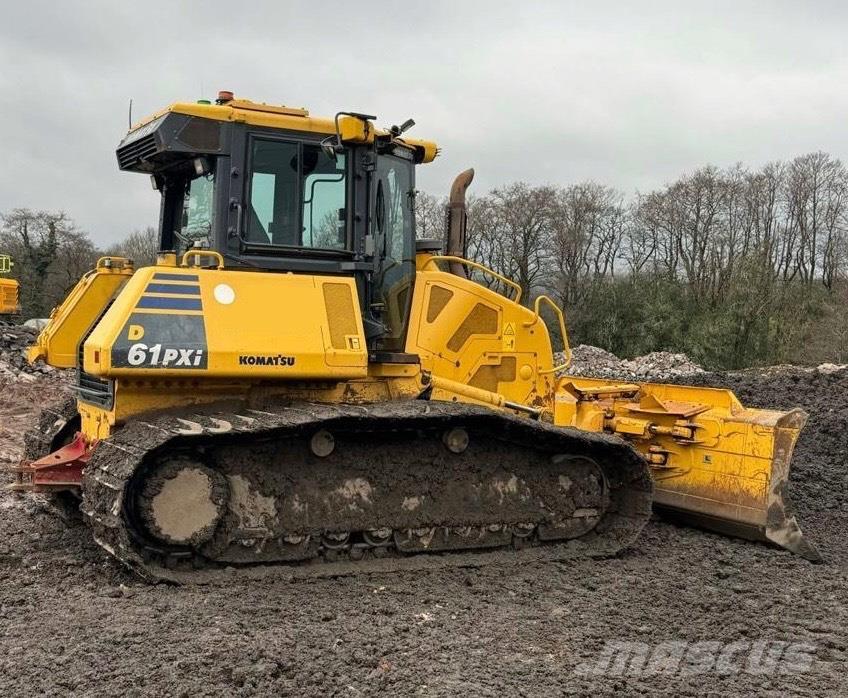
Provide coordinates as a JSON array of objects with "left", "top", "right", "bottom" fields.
[{"left": 176, "top": 173, "right": 214, "bottom": 254}]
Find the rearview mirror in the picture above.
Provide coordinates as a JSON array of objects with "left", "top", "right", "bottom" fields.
[{"left": 321, "top": 137, "right": 338, "bottom": 162}]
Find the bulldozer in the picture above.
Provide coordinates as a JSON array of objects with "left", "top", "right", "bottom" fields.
[
  {"left": 0, "top": 254, "right": 21, "bottom": 322},
  {"left": 11, "top": 92, "right": 818, "bottom": 582}
]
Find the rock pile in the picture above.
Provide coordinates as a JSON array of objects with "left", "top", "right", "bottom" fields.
[
  {"left": 0, "top": 326, "right": 56, "bottom": 381},
  {"left": 558, "top": 344, "right": 623, "bottom": 378},
  {"left": 816, "top": 362, "right": 848, "bottom": 374},
  {"left": 621, "top": 351, "right": 704, "bottom": 379},
  {"left": 558, "top": 344, "right": 705, "bottom": 381}
]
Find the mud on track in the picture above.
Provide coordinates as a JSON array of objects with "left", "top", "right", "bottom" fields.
[{"left": 0, "top": 369, "right": 846, "bottom": 697}]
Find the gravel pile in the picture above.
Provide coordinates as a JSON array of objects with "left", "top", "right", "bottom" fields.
[
  {"left": 558, "top": 344, "right": 622, "bottom": 377},
  {"left": 622, "top": 350, "right": 704, "bottom": 378},
  {"left": 559, "top": 344, "right": 705, "bottom": 381},
  {"left": 561, "top": 344, "right": 848, "bottom": 382},
  {"left": 0, "top": 326, "right": 58, "bottom": 381}
]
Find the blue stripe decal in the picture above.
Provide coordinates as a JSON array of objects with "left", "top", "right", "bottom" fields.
[
  {"left": 153, "top": 273, "right": 200, "bottom": 282},
  {"left": 144, "top": 283, "right": 201, "bottom": 295},
  {"left": 136, "top": 296, "right": 203, "bottom": 311}
]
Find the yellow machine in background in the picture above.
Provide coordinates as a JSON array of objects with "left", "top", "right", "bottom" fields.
[
  {"left": 0, "top": 255, "right": 21, "bottom": 320},
  {"left": 12, "top": 93, "right": 817, "bottom": 581}
]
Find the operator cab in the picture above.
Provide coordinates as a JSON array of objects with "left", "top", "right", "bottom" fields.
[{"left": 116, "top": 92, "right": 439, "bottom": 353}]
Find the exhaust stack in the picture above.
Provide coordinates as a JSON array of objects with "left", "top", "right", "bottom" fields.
[{"left": 445, "top": 168, "right": 474, "bottom": 278}]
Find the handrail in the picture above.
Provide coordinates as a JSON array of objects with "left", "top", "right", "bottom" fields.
[
  {"left": 522, "top": 294, "right": 572, "bottom": 375},
  {"left": 424, "top": 255, "right": 522, "bottom": 303},
  {"left": 180, "top": 249, "right": 225, "bottom": 269},
  {"left": 95, "top": 256, "right": 133, "bottom": 271}
]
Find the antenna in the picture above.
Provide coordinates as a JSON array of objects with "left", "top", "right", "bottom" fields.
[{"left": 128, "top": 98, "right": 133, "bottom": 129}]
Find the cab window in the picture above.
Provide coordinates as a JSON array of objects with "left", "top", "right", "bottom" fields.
[
  {"left": 373, "top": 152, "right": 415, "bottom": 350},
  {"left": 176, "top": 173, "right": 214, "bottom": 254},
  {"left": 245, "top": 139, "right": 347, "bottom": 250}
]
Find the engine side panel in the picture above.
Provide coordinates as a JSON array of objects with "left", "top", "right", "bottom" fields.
[
  {"left": 405, "top": 266, "right": 559, "bottom": 409},
  {"left": 83, "top": 265, "right": 367, "bottom": 379}
]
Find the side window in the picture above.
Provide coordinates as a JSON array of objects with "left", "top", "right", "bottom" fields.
[
  {"left": 302, "top": 148, "right": 346, "bottom": 249},
  {"left": 245, "top": 139, "right": 347, "bottom": 250},
  {"left": 376, "top": 160, "right": 413, "bottom": 264},
  {"left": 247, "top": 140, "right": 299, "bottom": 246}
]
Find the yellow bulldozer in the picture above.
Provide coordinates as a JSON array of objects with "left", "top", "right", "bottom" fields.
[
  {"left": 0, "top": 254, "right": 21, "bottom": 321},
  {"left": 11, "top": 92, "right": 818, "bottom": 581}
]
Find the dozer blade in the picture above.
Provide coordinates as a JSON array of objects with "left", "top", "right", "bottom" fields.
[
  {"left": 651, "top": 406, "right": 820, "bottom": 561},
  {"left": 560, "top": 377, "right": 820, "bottom": 561}
]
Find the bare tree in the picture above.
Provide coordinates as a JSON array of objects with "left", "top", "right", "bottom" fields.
[
  {"left": 105, "top": 226, "right": 159, "bottom": 267},
  {"left": 0, "top": 209, "right": 98, "bottom": 317},
  {"left": 784, "top": 152, "right": 848, "bottom": 288},
  {"left": 415, "top": 191, "right": 447, "bottom": 241},
  {"left": 468, "top": 183, "right": 556, "bottom": 303},
  {"left": 549, "top": 182, "right": 625, "bottom": 308}
]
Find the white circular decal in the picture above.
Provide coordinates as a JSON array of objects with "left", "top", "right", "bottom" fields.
[{"left": 213, "top": 284, "right": 235, "bottom": 305}]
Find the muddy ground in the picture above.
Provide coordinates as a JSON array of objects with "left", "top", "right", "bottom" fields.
[{"left": 0, "top": 369, "right": 846, "bottom": 697}]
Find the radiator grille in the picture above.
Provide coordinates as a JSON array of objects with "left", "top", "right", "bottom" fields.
[
  {"left": 75, "top": 301, "right": 115, "bottom": 408},
  {"left": 323, "top": 283, "right": 358, "bottom": 350},
  {"left": 117, "top": 133, "right": 158, "bottom": 169}
]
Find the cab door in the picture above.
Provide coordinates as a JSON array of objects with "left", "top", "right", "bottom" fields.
[{"left": 370, "top": 148, "right": 416, "bottom": 352}]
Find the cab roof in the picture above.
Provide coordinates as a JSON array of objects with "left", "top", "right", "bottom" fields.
[{"left": 125, "top": 94, "right": 439, "bottom": 164}]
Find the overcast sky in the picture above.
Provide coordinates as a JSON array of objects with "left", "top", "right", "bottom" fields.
[{"left": 2, "top": 1, "right": 847, "bottom": 246}]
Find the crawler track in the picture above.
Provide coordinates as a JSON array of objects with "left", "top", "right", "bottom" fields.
[{"left": 76, "top": 400, "right": 653, "bottom": 583}]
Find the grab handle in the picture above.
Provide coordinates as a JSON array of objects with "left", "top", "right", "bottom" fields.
[{"left": 522, "top": 295, "right": 571, "bottom": 374}]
